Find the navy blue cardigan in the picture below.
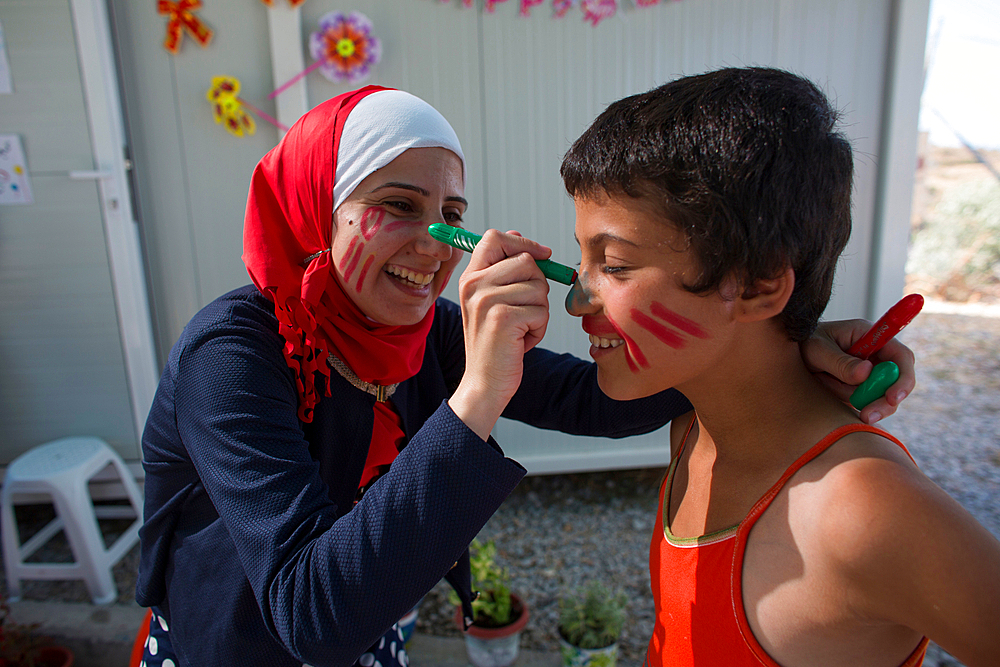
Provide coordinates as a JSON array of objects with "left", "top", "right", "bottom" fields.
[{"left": 137, "top": 285, "right": 690, "bottom": 666}]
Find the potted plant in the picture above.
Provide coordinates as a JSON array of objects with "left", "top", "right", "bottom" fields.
[
  {"left": 450, "top": 538, "right": 529, "bottom": 667},
  {"left": 0, "top": 597, "right": 74, "bottom": 667},
  {"left": 557, "top": 581, "right": 627, "bottom": 667}
]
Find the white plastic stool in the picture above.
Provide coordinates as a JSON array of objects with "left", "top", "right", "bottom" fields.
[{"left": 1, "top": 436, "right": 143, "bottom": 604}]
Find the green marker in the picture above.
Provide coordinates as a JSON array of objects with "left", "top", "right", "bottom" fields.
[
  {"left": 428, "top": 223, "right": 578, "bottom": 286},
  {"left": 849, "top": 361, "right": 900, "bottom": 410}
]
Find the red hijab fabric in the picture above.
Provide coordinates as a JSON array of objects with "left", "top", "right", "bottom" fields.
[{"left": 242, "top": 86, "right": 457, "bottom": 424}]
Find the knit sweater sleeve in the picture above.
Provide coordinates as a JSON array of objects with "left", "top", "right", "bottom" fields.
[{"left": 165, "top": 301, "right": 524, "bottom": 666}]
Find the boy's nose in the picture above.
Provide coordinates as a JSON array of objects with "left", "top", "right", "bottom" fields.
[{"left": 564, "top": 273, "right": 596, "bottom": 316}]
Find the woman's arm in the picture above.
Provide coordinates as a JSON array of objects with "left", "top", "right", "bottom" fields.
[{"left": 172, "top": 320, "right": 523, "bottom": 666}]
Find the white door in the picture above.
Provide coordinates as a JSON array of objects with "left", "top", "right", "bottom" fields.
[{"left": 0, "top": 0, "right": 157, "bottom": 463}]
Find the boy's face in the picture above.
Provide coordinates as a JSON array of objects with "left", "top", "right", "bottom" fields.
[{"left": 566, "top": 193, "right": 737, "bottom": 400}]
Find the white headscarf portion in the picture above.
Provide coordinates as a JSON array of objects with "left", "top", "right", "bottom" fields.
[{"left": 332, "top": 90, "right": 466, "bottom": 213}]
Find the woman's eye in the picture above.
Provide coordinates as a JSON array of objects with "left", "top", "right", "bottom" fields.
[
  {"left": 385, "top": 201, "right": 414, "bottom": 214},
  {"left": 602, "top": 264, "right": 627, "bottom": 275},
  {"left": 444, "top": 211, "right": 464, "bottom": 225}
]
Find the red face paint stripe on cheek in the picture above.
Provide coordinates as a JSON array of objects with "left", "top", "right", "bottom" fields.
[
  {"left": 359, "top": 207, "right": 385, "bottom": 240},
  {"left": 384, "top": 220, "right": 414, "bottom": 234},
  {"left": 650, "top": 302, "right": 709, "bottom": 339},
  {"left": 339, "top": 237, "right": 358, "bottom": 271},
  {"left": 343, "top": 243, "right": 363, "bottom": 281},
  {"left": 608, "top": 314, "right": 649, "bottom": 372},
  {"left": 632, "top": 308, "right": 685, "bottom": 349},
  {"left": 355, "top": 254, "right": 374, "bottom": 293}
]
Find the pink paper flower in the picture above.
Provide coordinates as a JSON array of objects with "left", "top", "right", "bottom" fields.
[
  {"left": 581, "top": 0, "right": 617, "bottom": 26},
  {"left": 309, "top": 11, "right": 382, "bottom": 84},
  {"left": 553, "top": 0, "right": 578, "bottom": 18},
  {"left": 520, "top": 0, "right": 545, "bottom": 16}
]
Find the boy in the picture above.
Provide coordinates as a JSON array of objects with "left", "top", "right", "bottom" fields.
[{"left": 560, "top": 67, "right": 1000, "bottom": 667}]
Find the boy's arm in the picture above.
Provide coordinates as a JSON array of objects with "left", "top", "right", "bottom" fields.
[
  {"left": 802, "top": 319, "right": 917, "bottom": 424},
  {"left": 824, "top": 453, "right": 1000, "bottom": 667}
]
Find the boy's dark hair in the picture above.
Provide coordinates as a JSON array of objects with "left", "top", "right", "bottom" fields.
[{"left": 560, "top": 67, "right": 853, "bottom": 341}]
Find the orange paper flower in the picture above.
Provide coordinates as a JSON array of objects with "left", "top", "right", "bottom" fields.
[{"left": 157, "top": 0, "right": 213, "bottom": 54}]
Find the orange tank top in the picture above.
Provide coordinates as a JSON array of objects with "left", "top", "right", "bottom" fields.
[{"left": 646, "top": 422, "right": 929, "bottom": 667}]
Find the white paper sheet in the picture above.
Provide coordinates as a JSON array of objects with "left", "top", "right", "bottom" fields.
[{"left": 0, "top": 135, "right": 34, "bottom": 205}]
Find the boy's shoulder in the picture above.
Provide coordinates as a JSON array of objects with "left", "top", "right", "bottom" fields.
[{"left": 788, "top": 428, "right": 936, "bottom": 564}]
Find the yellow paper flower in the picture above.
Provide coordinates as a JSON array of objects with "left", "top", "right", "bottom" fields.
[{"left": 206, "top": 76, "right": 256, "bottom": 137}]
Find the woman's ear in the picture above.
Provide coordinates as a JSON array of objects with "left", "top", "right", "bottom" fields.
[{"left": 735, "top": 267, "right": 795, "bottom": 323}]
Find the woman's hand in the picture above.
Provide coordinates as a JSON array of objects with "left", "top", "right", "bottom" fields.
[
  {"left": 802, "top": 319, "right": 917, "bottom": 424},
  {"left": 449, "top": 230, "right": 551, "bottom": 440}
]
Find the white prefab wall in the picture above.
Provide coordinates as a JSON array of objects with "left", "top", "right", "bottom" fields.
[{"left": 108, "top": 0, "right": 927, "bottom": 471}]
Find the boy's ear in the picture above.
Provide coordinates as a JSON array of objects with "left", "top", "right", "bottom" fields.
[{"left": 734, "top": 267, "right": 794, "bottom": 323}]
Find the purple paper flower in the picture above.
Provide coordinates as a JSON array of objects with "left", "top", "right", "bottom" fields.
[{"left": 309, "top": 11, "right": 382, "bottom": 84}]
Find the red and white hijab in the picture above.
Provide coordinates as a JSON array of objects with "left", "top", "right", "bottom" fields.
[{"left": 242, "top": 86, "right": 465, "bottom": 428}]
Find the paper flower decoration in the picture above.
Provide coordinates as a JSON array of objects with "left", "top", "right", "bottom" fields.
[
  {"left": 553, "top": 0, "right": 578, "bottom": 18},
  {"left": 271, "top": 10, "right": 381, "bottom": 98},
  {"left": 484, "top": 0, "right": 509, "bottom": 12},
  {"left": 309, "top": 11, "right": 382, "bottom": 84},
  {"left": 207, "top": 77, "right": 256, "bottom": 137},
  {"left": 259, "top": 0, "right": 308, "bottom": 6},
  {"left": 157, "top": 0, "right": 213, "bottom": 54},
  {"left": 207, "top": 76, "right": 289, "bottom": 137},
  {"left": 519, "top": 0, "right": 545, "bottom": 16},
  {"left": 581, "top": 0, "right": 617, "bottom": 26}
]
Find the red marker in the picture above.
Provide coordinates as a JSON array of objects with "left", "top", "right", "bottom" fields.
[{"left": 848, "top": 293, "right": 924, "bottom": 360}]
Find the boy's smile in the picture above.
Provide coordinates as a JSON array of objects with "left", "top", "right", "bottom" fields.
[{"left": 567, "top": 193, "right": 730, "bottom": 400}]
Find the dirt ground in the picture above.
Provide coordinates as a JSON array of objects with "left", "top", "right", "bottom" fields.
[{"left": 907, "top": 141, "right": 1000, "bottom": 304}]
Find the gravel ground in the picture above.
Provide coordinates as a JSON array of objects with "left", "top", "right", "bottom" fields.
[{"left": 2, "top": 301, "right": 997, "bottom": 667}]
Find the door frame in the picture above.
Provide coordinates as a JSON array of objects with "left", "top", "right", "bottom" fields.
[{"left": 68, "top": 0, "right": 158, "bottom": 441}]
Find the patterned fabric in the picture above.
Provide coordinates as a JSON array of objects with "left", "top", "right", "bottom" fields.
[
  {"left": 646, "top": 422, "right": 929, "bottom": 667},
  {"left": 141, "top": 607, "right": 410, "bottom": 667}
]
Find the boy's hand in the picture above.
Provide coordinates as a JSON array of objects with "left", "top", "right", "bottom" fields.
[
  {"left": 449, "top": 229, "right": 551, "bottom": 441},
  {"left": 802, "top": 319, "right": 916, "bottom": 424}
]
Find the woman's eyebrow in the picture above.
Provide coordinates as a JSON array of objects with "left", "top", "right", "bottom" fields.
[{"left": 369, "top": 182, "right": 468, "bottom": 207}]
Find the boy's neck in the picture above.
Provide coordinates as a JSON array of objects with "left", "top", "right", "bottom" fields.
[{"left": 676, "top": 323, "right": 859, "bottom": 467}]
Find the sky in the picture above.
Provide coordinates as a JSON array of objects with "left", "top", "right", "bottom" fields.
[{"left": 919, "top": 0, "right": 1000, "bottom": 149}]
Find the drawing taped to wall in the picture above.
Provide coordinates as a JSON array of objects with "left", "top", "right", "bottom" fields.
[{"left": 0, "top": 135, "right": 33, "bottom": 205}]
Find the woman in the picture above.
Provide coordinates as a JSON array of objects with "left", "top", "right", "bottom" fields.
[{"left": 136, "top": 86, "right": 915, "bottom": 667}]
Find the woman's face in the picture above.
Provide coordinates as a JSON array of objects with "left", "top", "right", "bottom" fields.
[{"left": 331, "top": 147, "right": 466, "bottom": 326}]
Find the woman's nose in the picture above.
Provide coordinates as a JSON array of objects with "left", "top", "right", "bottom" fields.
[
  {"left": 416, "top": 221, "right": 455, "bottom": 260},
  {"left": 565, "top": 272, "right": 596, "bottom": 316}
]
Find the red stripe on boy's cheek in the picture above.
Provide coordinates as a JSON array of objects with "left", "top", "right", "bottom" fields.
[
  {"left": 608, "top": 314, "right": 649, "bottom": 372},
  {"left": 359, "top": 207, "right": 385, "bottom": 240},
  {"left": 650, "top": 302, "right": 709, "bottom": 338},
  {"left": 355, "top": 254, "right": 374, "bottom": 293},
  {"left": 632, "top": 308, "right": 685, "bottom": 349},
  {"left": 343, "top": 243, "right": 363, "bottom": 281}
]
